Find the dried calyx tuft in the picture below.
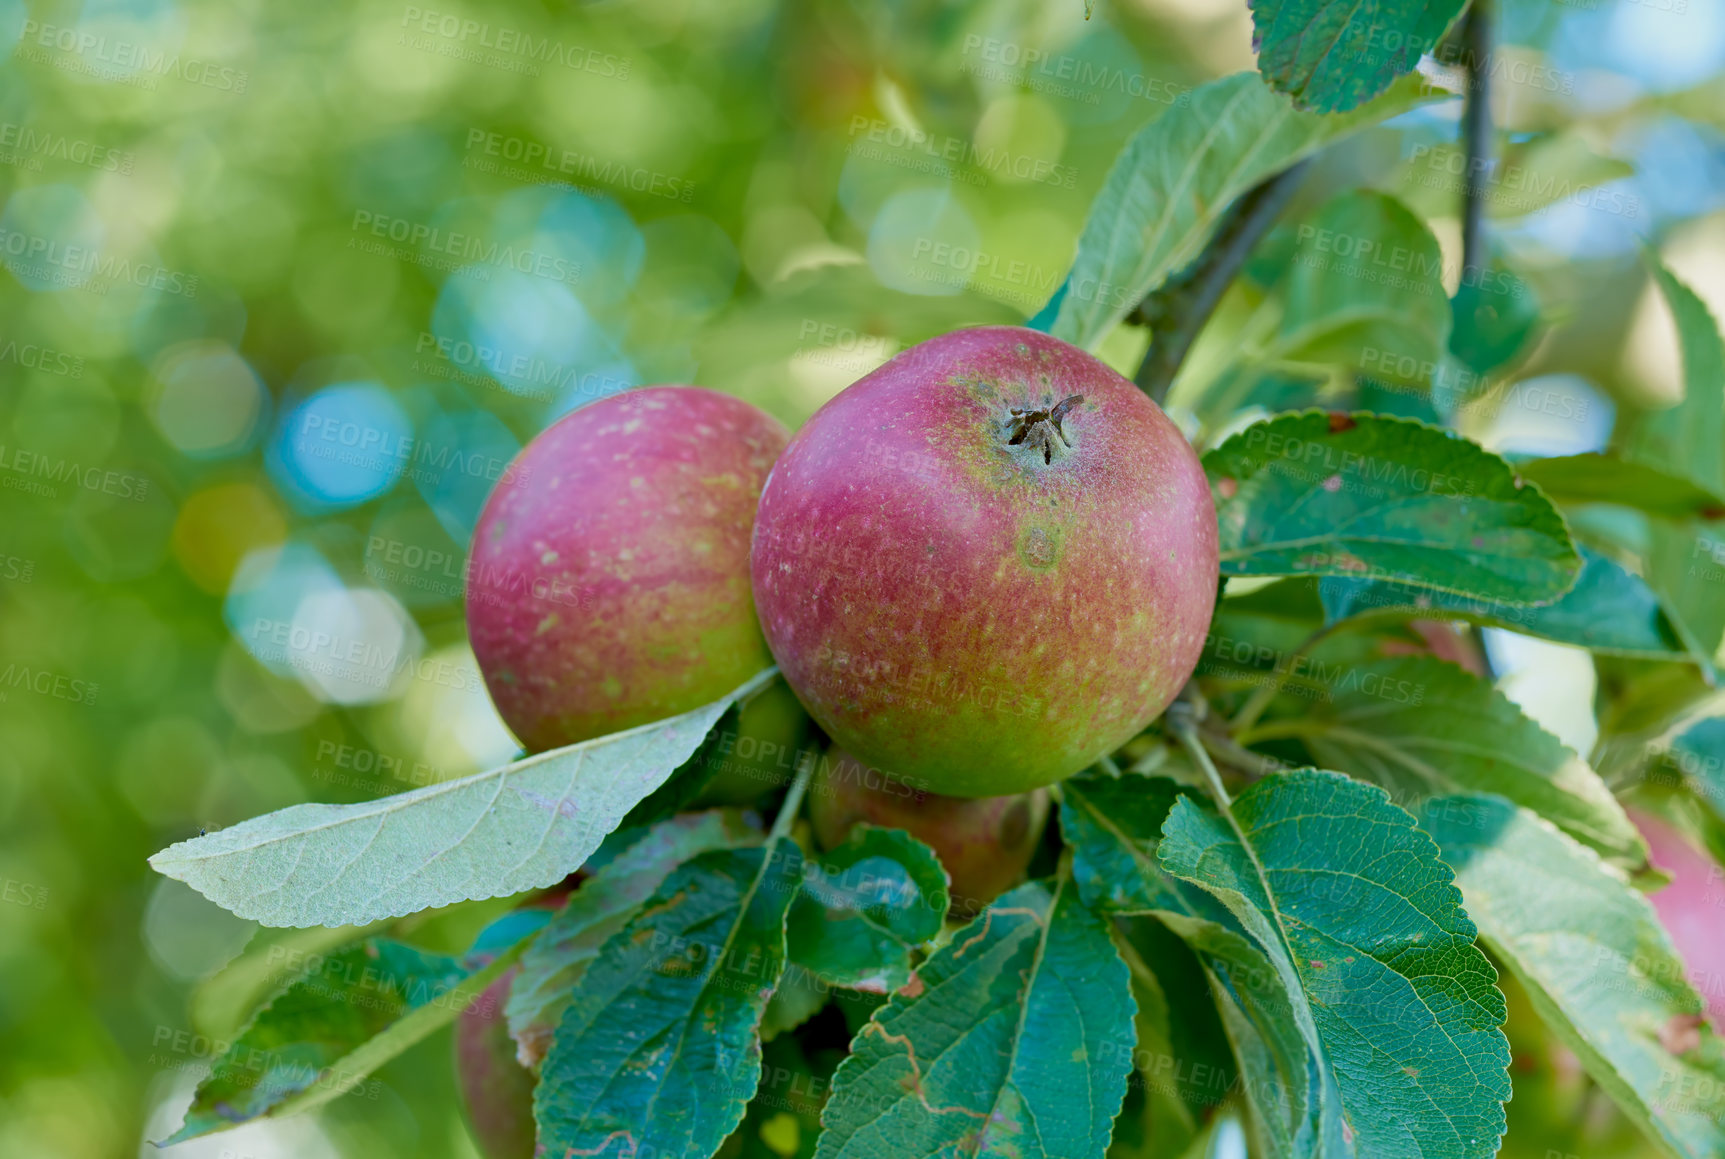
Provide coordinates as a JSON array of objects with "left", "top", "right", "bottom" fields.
[{"left": 1007, "top": 394, "right": 1085, "bottom": 464}]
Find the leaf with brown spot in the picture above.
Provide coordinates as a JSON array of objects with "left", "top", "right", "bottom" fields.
[
  {"left": 815, "top": 872, "right": 1134, "bottom": 1159},
  {"left": 535, "top": 840, "right": 804, "bottom": 1159}
]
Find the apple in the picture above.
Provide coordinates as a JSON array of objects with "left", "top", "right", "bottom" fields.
[
  {"left": 454, "top": 888, "right": 571, "bottom": 1159},
  {"left": 1635, "top": 810, "right": 1725, "bottom": 1025},
  {"left": 454, "top": 968, "right": 537, "bottom": 1159},
  {"left": 468, "top": 387, "right": 789, "bottom": 752},
  {"left": 808, "top": 747, "right": 1049, "bottom": 917},
  {"left": 750, "top": 325, "right": 1218, "bottom": 797},
  {"left": 693, "top": 678, "right": 817, "bottom": 806}
]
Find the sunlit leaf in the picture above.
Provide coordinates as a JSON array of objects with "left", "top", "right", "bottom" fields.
[
  {"left": 1422, "top": 794, "right": 1725, "bottom": 1158},
  {"left": 1157, "top": 769, "right": 1511, "bottom": 1158},
  {"left": 163, "top": 935, "right": 526, "bottom": 1144},
  {"left": 1049, "top": 72, "right": 1443, "bottom": 350},
  {"left": 148, "top": 668, "right": 777, "bottom": 927},
  {"left": 1205, "top": 411, "right": 1580, "bottom": 602}
]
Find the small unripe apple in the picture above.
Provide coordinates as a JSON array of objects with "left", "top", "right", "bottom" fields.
[
  {"left": 468, "top": 387, "right": 789, "bottom": 752},
  {"left": 807, "top": 747, "right": 1049, "bottom": 917},
  {"left": 1635, "top": 811, "right": 1725, "bottom": 1024},
  {"left": 751, "top": 326, "right": 1217, "bottom": 797},
  {"left": 693, "top": 679, "right": 817, "bottom": 806},
  {"left": 454, "top": 889, "right": 570, "bottom": 1159},
  {"left": 454, "top": 968, "right": 536, "bottom": 1159}
]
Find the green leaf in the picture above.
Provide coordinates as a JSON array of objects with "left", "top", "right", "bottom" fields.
[
  {"left": 1672, "top": 717, "right": 1725, "bottom": 820},
  {"left": 147, "top": 667, "right": 778, "bottom": 927},
  {"left": 619, "top": 701, "right": 745, "bottom": 828},
  {"left": 1060, "top": 776, "right": 1195, "bottom": 916},
  {"left": 1252, "top": 0, "right": 1466, "bottom": 112},
  {"left": 1489, "top": 133, "right": 1636, "bottom": 220},
  {"left": 535, "top": 839, "right": 804, "bottom": 1159},
  {"left": 1269, "top": 191, "right": 1451, "bottom": 369},
  {"left": 1157, "top": 769, "right": 1511, "bottom": 1158},
  {"left": 505, "top": 808, "right": 762, "bottom": 1069},
  {"left": 1205, "top": 411, "right": 1581, "bottom": 603},
  {"left": 761, "top": 963, "right": 832, "bottom": 1041},
  {"left": 1619, "top": 260, "right": 1725, "bottom": 664},
  {"left": 1648, "top": 516, "right": 1725, "bottom": 673},
  {"left": 162, "top": 936, "right": 522, "bottom": 1143},
  {"left": 1421, "top": 795, "right": 1725, "bottom": 1158},
  {"left": 1516, "top": 453, "right": 1725, "bottom": 520},
  {"left": 1448, "top": 260, "right": 1540, "bottom": 379},
  {"left": 1111, "top": 937, "right": 1197, "bottom": 1158},
  {"left": 1241, "top": 653, "right": 1645, "bottom": 865},
  {"left": 1318, "top": 545, "right": 1690, "bottom": 658},
  {"left": 815, "top": 875, "right": 1136, "bottom": 1159},
  {"left": 786, "top": 827, "right": 948, "bottom": 994},
  {"left": 1108, "top": 917, "right": 1239, "bottom": 1159},
  {"left": 1059, "top": 777, "right": 1345, "bottom": 1156},
  {"left": 1050, "top": 71, "right": 1442, "bottom": 351},
  {"left": 190, "top": 922, "right": 381, "bottom": 1042},
  {"left": 1625, "top": 258, "right": 1725, "bottom": 499}
]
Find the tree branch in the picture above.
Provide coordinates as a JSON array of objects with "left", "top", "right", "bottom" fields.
[
  {"left": 1460, "top": 0, "right": 1493, "bottom": 279},
  {"left": 1131, "top": 159, "right": 1312, "bottom": 405}
]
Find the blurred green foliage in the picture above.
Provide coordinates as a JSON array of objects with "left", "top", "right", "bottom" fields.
[{"left": 0, "top": 0, "right": 1721, "bottom": 1155}]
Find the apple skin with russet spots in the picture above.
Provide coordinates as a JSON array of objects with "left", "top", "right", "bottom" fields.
[
  {"left": 750, "top": 325, "right": 1218, "bottom": 798},
  {"left": 467, "top": 386, "right": 788, "bottom": 753}
]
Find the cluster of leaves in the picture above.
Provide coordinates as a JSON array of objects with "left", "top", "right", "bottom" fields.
[{"left": 148, "top": 6, "right": 1725, "bottom": 1158}]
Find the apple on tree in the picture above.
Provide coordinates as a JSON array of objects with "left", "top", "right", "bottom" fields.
[
  {"left": 750, "top": 325, "right": 1219, "bottom": 798},
  {"left": 466, "top": 385, "right": 789, "bottom": 753}
]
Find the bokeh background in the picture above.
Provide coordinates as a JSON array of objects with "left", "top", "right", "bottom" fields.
[{"left": 1, "top": 0, "right": 1723, "bottom": 1155}]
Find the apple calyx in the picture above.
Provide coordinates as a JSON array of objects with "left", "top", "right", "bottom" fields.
[{"left": 1007, "top": 393, "right": 1085, "bottom": 464}]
